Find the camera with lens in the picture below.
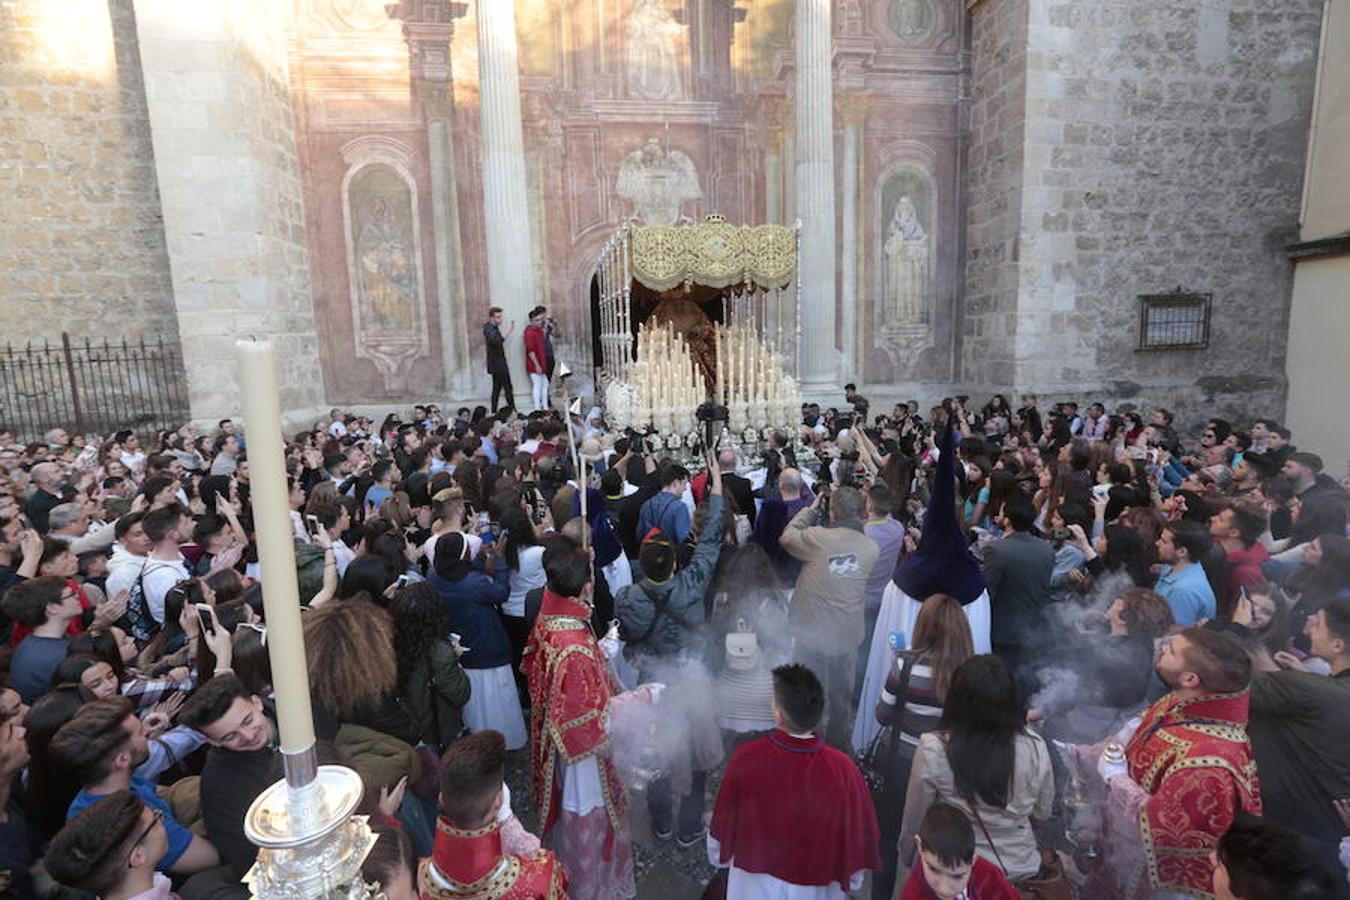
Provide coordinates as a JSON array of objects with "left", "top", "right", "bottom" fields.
[
  {"left": 624, "top": 427, "right": 651, "bottom": 455},
  {"left": 696, "top": 402, "right": 730, "bottom": 451},
  {"left": 696, "top": 402, "right": 729, "bottom": 425}
]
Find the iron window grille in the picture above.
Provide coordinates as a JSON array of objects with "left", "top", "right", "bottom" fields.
[{"left": 1137, "top": 290, "right": 1211, "bottom": 351}]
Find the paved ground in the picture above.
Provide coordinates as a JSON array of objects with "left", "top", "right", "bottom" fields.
[{"left": 504, "top": 748, "right": 717, "bottom": 899}]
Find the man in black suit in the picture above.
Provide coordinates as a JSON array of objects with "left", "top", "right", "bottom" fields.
[
  {"left": 717, "top": 449, "right": 757, "bottom": 527},
  {"left": 483, "top": 306, "right": 515, "bottom": 413},
  {"left": 983, "top": 499, "right": 1054, "bottom": 701}
]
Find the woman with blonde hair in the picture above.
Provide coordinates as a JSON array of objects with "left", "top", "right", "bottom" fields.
[{"left": 377, "top": 493, "right": 414, "bottom": 532}]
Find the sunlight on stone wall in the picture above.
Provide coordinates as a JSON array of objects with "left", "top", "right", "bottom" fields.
[{"left": 9, "top": 0, "right": 116, "bottom": 83}]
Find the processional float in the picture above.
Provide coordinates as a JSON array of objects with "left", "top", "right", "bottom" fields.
[{"left": 595, "top": 214, "right": 804, "bottom": 460}]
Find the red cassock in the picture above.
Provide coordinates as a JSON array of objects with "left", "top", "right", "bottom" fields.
[
  {"left": 1122, "top": 689, "right": 1262, "bottom": 898},
  {"left": 709, "top": 730, "right": 881, "bottom": 888},
  {"left": 522, "top": 590, "right": 628, "bottom": 848},
  {"left": 420, "top": 816, "right": 568, "bottom": 900}
]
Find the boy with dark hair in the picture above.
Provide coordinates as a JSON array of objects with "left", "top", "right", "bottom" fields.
[
  {"left": 707, "top": 663, "right": 879, "bottom": 895},
  {"left": 1209, "top": 500, "right": 1270, "bottom": 603},
  {"left": 615, "top": 456, "right": 726, "bottom": 849},
  {"left": 1155, "top": 520, "right": 1218, "bottom": 626},
  {"left": 1212, "top": 814, "right": 1342, "bottom": 900},
  {"left": 900, "top": 802, "right": 1018, "bottom": 900},
  {"left": 138, "top": 503, "right": 191, "bottom": 632},
  {"left": 53, "top": 698, "right": 219, "bottom": 875},
  {"left": 2, "top": 575, "right": 81, "bottom": 702},
  {"left": 421, "top": 730, "right": 566, "bottom": 899},
  {"left": 179, "top": 674, "right": 339, "bottom": 877},
  {"left": 45, "top": 791, "right": 171, "bottom": 899},
  {"left": 636, "top": 463, "right": 692, "bottom": 544}
]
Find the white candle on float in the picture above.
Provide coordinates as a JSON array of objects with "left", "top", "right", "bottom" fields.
[
  {"left": 715, "top": 327, "right": 723, "bottom": 405},
  {"left": 723, "top": 328, "right": 731, "bottom": 405},
  {"left": 235, "top": 340, "right": 316, "bottom": 755},
  {"left": 744, "top": 329, "right": 752, "bottom": 405},
  {"left": 752, "top": 344, "right": 761, "bottom": 404}
]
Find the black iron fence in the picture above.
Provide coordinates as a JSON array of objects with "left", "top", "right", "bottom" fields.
[{"left": 0, "top": 334, "right": 190, "bottom": 442}]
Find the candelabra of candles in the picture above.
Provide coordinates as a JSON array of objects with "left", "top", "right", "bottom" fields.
[
  {"left": 712, "top": 324, "right": 801, "bottom": 434},
  {"left": 604, "top": 321, "right": 801, "bottom": 455}
]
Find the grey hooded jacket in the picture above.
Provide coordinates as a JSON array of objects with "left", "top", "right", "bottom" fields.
[{"left": 616, "top": 493, "right": 725, "bottom": 670}]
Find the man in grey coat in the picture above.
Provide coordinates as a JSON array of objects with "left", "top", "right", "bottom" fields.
[
  {"left": 780, "top": 485, "right": 879, "bottom": 751},
  {"left": 616, "top": 450, "right": 724, "bottom": 846}
]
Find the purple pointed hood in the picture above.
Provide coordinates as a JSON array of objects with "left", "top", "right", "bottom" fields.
[{"left": 892, "top": 417, "right": 987, "bottom": 605}]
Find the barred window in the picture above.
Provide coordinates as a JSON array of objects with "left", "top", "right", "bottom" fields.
[{"left": 1138, "top": 291, "right": 1210, "bottom": 350}]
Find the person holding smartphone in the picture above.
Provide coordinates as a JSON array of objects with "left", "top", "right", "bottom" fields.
[
  {"left": 483, "top": 307, "right": 515, "bottom": 414},
  {"left": 428, "top": 532, "right": 526, "bottom": 750}
]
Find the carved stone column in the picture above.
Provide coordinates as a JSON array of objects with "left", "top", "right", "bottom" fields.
[
  {"left": 839, "top": 95, "right": 868, "bottom": 383},
  {"left": 475, "top": 0, "right": 537, "bottom": 403},
  {"left": 794, "top": 0, "right": 837, "bottom": 389},
  {"left": 762, "top": 99, "right": 790, "bottom": 226},
  {"left": 403, "top": 1, "right": 470, "bottom": 396}
]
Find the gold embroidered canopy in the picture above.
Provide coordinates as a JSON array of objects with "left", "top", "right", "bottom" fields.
[
  {"left": 627, "top": 215, "right": 798, "bottom": 292},
  {"left": 595, "top": 214, "right": 801, "bottom": 380}
]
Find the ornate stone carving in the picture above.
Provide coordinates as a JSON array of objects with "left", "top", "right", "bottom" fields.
[
  {"left": 884, "top": 195, "right": 929, "bottom": 323},
  {"left": 339, "top": 137, "right": 429, "bottom": 389},
  {"left": 875, "top": 163, "right": 937, "bottom": 353},
  {"left": 616, "top": 137, "right": 702, "bottom": 226},
  {"left": 888, "top": 0, "right": 935, "bottom": 43},
  {"left": 625, "top": 0, "right": 685, "bottom": 100}
]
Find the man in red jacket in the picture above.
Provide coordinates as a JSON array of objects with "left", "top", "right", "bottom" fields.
[
  {"left": 707, "top": 663, "right": 879, "bottom": 897},
  {"left": 1209, "top": 499, "right": 1269, "bottom": 614},
  {"left": 524, "top": 306, "right": 550, "bottom": 412}
]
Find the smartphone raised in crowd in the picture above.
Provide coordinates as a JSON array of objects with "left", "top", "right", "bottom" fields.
[{"left": 196, "top": 604, "right": 215, "bottom": 637}]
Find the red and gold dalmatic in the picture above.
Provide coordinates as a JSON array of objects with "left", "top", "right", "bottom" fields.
[
  {"left": 419, "top": 817, "right": 567, "bottom": 900},
  {"left": 1107, "top": 689, "right": 1261, "bottom": 899},
  {"left": 521, "top": 590, "right": 627, "bottom": 845}
]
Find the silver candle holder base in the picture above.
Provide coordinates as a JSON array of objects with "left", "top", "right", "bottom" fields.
[{"left": 244, "top": 747, "right": 379, "bottom": 899}]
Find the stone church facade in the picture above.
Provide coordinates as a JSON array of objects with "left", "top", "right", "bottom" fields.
[{"left": 0, "top": 0, "right": 1325, "bottom": 425}]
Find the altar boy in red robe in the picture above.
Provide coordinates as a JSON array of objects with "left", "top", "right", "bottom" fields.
[
  {"left": 523, "top": 540, "right": 636, "bottom": 899},
  {"left": 419, "top": 731, "right": 567, "bottom": 900},
  {"left": 707, "top": 663, "right": 880, "bottom": 898}
]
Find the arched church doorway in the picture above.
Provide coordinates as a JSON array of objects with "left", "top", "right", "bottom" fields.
[{"left": 590, "top": 277, "right": 747, "bottom": 392}]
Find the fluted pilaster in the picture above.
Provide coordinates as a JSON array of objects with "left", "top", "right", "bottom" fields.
[
  {"left": 839, "top": 96, "right": 868, "bottom": 384},
  {"left": 476, "top": 0, "right": 536, "bottom": 400},
  {"left": 795, "top": 0, "right": 837, "bottom": 388}
]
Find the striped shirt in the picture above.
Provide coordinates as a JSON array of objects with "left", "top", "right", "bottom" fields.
[
  {"left": 122, "top": 669, "right": 192, "bottom": 711},
  {"left": 875, "top": 653, "right": 943, "bottom": 754}
]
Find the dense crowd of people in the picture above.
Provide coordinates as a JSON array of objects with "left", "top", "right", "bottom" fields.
[{"left": 0, "top": 384, "right": 1347, "bottom": 899}]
